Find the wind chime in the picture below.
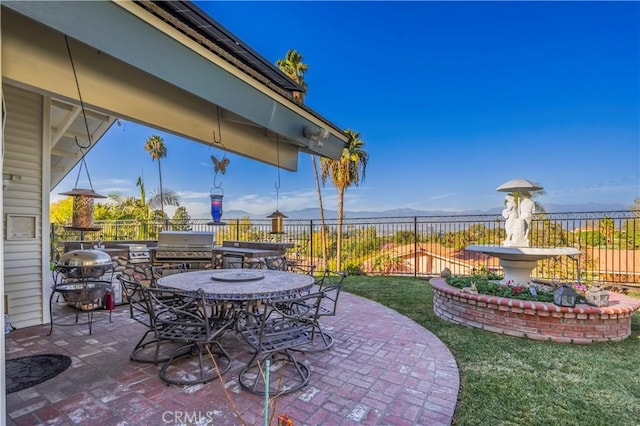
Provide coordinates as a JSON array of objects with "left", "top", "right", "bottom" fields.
[
  {"left": 267, "top": 135, "right": 287, "bottom": 234},
  {"left": 59, "top": 36, "right": 106, "bottom": 234}
]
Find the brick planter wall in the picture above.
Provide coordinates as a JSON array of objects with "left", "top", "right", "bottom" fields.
[{"left": 430, "top": 278, "right": 640, "bottom": 344}]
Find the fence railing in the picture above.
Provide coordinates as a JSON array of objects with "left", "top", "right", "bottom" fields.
[{"left": 51, "top": 210, "right": 640, "bottom": 286}]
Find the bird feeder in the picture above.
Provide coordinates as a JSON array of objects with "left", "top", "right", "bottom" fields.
[
  {"left": 267, "top": 210, "right": 287, "bottom": 234},
  {"left": 59, "top": 188, "right": 106, "bottom": 231},
  {"left": 210, "top": 188, "right": 224, "bottom": 224},
  {"left": 553, "top": 284, "right": 578, "bottom": 308}
]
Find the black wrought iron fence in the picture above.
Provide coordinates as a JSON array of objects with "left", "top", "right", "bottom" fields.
[{"left": 51, "top": 210, "right": 640, "bottom": 286}]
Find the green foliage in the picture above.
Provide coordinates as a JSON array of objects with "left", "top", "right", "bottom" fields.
[
  {"left": 172, "top": 206, "right": 192, "bottom": 231},
  {"left": 531, "top": 219, "right": 569, "bottom": 247},
  {"left": 369, "top": 253, "right": 409, "bottom": 275},
  {"left": 393, "top": 230, "right": 417, "bottom": 244},
  {"left": 49, "top": 197, "right": 74, "bottom": 224},
  {"left": 580, "top": 230, "right": 606, "bottom": 246},
  {"left": 340, "top": 259, "right": 364, "bottom": 275},
  {"left": 444, "top": 271, "right": 595, "bottom": 303}
]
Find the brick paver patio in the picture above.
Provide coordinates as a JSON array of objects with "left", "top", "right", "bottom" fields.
[{"left": 5, "top": 291, "right": 459, "bottom": 425}]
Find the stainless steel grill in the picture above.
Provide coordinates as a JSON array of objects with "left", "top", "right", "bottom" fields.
[
  {"left": 153, "top": 231, "right": 214, "bottom": 261},
  {"left": 117, "top": 244, "right": 151, "bottom": 263},
  {"left": 56, "top": 249, "right": 114, "bottom": 279}
]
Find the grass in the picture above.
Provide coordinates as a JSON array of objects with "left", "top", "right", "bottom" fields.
[{"left": 341, "top": 276, "right": 640, "bottom": 426}]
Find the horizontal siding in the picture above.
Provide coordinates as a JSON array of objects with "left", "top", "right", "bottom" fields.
[{"left": 3, "top": 84, "right": 44, "bottom": 329}]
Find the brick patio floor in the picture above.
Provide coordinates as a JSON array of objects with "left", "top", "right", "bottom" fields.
[{"left": 5, "top": 291, "right": 459, "bottom": 425}]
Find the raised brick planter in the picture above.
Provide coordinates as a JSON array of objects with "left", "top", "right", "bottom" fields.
[{"left": 430, "top": 277, "right": 640, "bottom": 344}]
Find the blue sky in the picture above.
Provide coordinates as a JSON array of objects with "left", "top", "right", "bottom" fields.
[{"left": 52, "top": 1, "right": 640, "bottom": 219}]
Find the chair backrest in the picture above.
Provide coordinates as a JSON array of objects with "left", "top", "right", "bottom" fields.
[
  {"left": 117, "top": 275, "right": 150, "bottom": 327},
  {"left": 150, "top": 263, "right": 188, "bottom": 287},
  {"left": 144, "top": 287, "right": 232, "bottom": 342},
  {"left": 288, "top": 263, "right": 317, "bottom": 276},
  {"left": 314, "top": 270, "right": 347, "bottom": 316},
  {"left": 263, "top": 256, "right": 288, "bottom": 271},
  {"left": 228, "top": 258, "right": 265, "bottom": 269},
  {"left": 238, "top": 292, "right": 323, "bottom": 353}
]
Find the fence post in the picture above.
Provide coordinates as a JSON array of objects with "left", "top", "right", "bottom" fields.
[
  {"left": 414, "top": 216, "right": 418, "bottom": 277},
  {"left": 309, "top": 220, "right": 314, "bottom": 267}
]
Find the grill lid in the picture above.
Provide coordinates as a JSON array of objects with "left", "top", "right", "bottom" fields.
[
  {"left": 59, "top": 249, "right": 113, "bottom": 267},
  {"left": 157, "top": 231, "right": 214, "bottom": 248}
]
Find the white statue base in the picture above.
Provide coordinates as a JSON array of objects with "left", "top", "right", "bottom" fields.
[{"left": 466, "top": 245, "right": 581, "bottom": 285}]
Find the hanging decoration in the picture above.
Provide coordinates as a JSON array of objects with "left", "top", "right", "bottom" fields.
[
  {"left": 209, "top": 146, "right": 229, "bottom": 225},
  {"left": 58, "top": 36, "right": 106, "bottom": 232},
  {"left": 267, "top": 135, "right": 287, "bottom": 234}
]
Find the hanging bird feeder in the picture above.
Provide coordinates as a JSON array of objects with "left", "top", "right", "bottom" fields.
[
  {"left": 59, "top": 36, "right": 105, "bottom": 233},
  {"left": 267, "top": 136, "right": 287, "bottom": 234}
]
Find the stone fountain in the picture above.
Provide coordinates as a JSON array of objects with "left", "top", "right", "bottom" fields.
[{"left": 466, "top": 179, "right": 580, "bottom": 285}]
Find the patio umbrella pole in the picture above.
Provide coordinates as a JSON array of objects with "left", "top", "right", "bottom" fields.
[{"left": 264, "top": 359, "right": 270, "bottom": 426}]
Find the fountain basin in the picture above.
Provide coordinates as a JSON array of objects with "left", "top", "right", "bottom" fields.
[
  {"left": 466, "top": 245, "right": 581, "bottom": 285},
  {"left": 430, "top": 278, "right": 640, "bottom": 343}
]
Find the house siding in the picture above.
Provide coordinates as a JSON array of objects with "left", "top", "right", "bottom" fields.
[{"left": 3, "top": 85, "right": 45, "bottom": 328}]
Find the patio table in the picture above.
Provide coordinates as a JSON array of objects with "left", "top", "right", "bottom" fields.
[{"left": 156, "top": 269, "right": 314, "bottom": 301}]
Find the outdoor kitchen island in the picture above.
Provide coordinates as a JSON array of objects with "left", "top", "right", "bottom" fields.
[{"left": 211, "top": 240, "right": 294, "bottom": 269}]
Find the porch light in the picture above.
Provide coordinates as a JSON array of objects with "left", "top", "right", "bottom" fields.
[
  {"left": 586, "top": 285, "right": 609, "bottom": 307},
  {"left": 553, "top": 284, "right": 577, "bottom": 308}
]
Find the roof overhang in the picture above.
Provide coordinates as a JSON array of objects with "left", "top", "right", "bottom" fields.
[{"left": 2, "top": 1, "right": 348, "bottom": 187}]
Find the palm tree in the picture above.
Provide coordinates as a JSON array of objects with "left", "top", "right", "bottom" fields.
[
  {"left": 276, "top": 49, "right": 329, "bottom": 265},
  {"left": 148, "top": 188, "right": 180, "bottom": 212},
  {"left": 136, "top": 175, "right": 146, "bottom": 206},
  {"left": 144, "top": 135, "right": 167, "bottom": 216},
  {"left": 276, "top": 49, "right": 308, "bottom": 103},
  {"left": 320, "top": 129, "right": 368, "bottom": 271}
]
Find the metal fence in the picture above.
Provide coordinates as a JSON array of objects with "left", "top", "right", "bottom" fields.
[{"left": 51, "top": 210, "right": 640, "bottom": 286}]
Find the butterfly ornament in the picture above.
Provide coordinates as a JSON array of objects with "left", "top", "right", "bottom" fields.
[{"left": 211, "top": 156, "right": 230, "bottom": 175}]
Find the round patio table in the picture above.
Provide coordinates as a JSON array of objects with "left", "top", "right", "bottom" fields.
[{"left": 156, "top": 269, "right": 314, "bottom": 301}]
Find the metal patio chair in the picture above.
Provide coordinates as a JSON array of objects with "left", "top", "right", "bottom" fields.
[
  {"left": 263, "top": 255, "right": 288, "bottom": 271},
  {"left": 293, "top": 269, "right": 347, "bottom": 352},
  {"left": 150, "top": 263, "right": 189, "bottom": 286},
  {"left": 314, "top": 269, "right": 347, "bottom": 317},
  {"left": 118, "top": 275, "right": 182, "bottom": 363},
  {"left": 145, "top": 287, "right": 233, "bottom": 386},
  {"left": 227, "top": 258, "right": 266, "bottom": 269},
  {"left": 236, "top": 292, "right": 324, "bottom": 395}
]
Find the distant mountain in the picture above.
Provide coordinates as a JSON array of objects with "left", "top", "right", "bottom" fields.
[{"left": 214, "top": 202, "right": 630, "bottom": 221}]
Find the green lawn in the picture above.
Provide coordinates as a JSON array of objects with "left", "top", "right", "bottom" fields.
[{"left": 342, "top": 276, "right": 640, "bottom": 426}]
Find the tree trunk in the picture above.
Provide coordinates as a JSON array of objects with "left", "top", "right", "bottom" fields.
[
  {"left": 311, "top": 155, "right": 328, "bottom": 267},
  {"left": 158, "top": 160, "right": 164, "bottom": 216},
  {"left": 337, "top": 188, "right": 344, "bottom": 271}
]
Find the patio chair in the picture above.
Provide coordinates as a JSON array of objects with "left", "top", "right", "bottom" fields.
[
  {"left": 293, "top": 269, "right": 347, "bottom": 352},
  {"left": 263, "top": 255, "right": 288, "bottom": 271},
  {"left": 236, "top": 292, "right": 324, "bottom": 395},
  {"left": 144, "top": 287, "right": 233, "bottom": 386},
  {"left": 150, "top": 263, "right": 189, "bottom": 286},
  {"left": 118, "top": 275, "right": 181, "bottom": 364},
  {"left": 314, "top": 269, "right": 347, "bottom": 317},
  {"left": 227, "top": 258, "right": 265, "bottom": 269},
  {"left": 287, "top": 262, "right": 317, "bottom": 276}
]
